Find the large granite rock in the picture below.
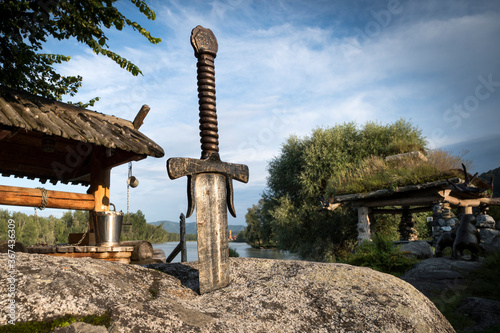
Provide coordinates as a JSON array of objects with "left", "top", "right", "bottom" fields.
[{"left": 0, "top": 253, "right": 454, "bottom": 332}]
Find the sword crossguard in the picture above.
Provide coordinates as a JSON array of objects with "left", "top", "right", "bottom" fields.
[{"left": 167, "top": 155, "right": 249, "bottom": 218}]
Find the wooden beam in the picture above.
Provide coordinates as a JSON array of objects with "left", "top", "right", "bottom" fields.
[
  {"left": 333, "top": 178, "right": 460, "bottom": 203},
  {"left": 356, "top": 195, "right": 444, "bottom": 208},
  {"left": 327, "top": 202, "right": 342, "bottom": 211},
  {"left": 0, "top": 185, "right": 94, "bottom": 210},
  {"left": 371, "top": 206, "right": 433, "bottom": 215},
  {"left": 443, "top": 196, "right": 500, "bottom": 207},
  {"left": 133, "top": 105, "right": 150, "bottom": 130}
]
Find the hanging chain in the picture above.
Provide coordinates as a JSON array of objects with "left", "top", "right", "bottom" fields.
[{"left": 126, "top": 162, "right": 132, "bottom": 224}]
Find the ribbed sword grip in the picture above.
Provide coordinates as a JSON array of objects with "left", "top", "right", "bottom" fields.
[{"left": 197, "top": 53, "right": 219, "bottom": 159}]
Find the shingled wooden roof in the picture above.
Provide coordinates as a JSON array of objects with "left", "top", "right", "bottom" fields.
[{"left": 0, "top": 85, "right": 164, "bottom": 185}]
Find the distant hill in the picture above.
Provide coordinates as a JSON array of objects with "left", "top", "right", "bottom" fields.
[
  {"left": 149, "top": 221, "right": 245, "bottom": 235},
  {"left": 479, "top": 166, "right": 500, "bottom": 197}
]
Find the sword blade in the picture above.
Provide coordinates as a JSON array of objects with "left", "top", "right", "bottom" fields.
[{"left": 195, "top": 173, "right": 229, "bottom": 294}]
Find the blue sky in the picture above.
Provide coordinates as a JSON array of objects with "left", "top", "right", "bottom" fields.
[{"left": 2, "top": 0, "right": 500, "bottom": 225}]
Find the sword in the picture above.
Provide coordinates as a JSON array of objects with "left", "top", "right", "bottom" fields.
[{"left": 167, "top": 26, "right": 249, "bottom": 294}]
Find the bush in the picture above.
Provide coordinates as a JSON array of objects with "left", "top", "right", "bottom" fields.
[
  {"left": 341, "top": 233, "right": 418, "bottom": 276},
  {"left": 229, "top": 247, "right": 240, "bottom": 257}
]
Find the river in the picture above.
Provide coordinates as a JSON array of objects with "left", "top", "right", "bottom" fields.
[{"left": 153, "top": 241, "right": 301, "bottom": 262}]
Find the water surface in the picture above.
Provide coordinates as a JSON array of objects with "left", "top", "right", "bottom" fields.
[{"left": 153, "top": 241, "right": 301, "bottom": 262}]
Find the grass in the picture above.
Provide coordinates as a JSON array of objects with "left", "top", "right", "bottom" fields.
[
  {"left": 327, "top": 149, "right": 474, "bottom": 196},
  {"left": 430, "top": 250, "right": 500, "bottom": 332},
  {"left": 339, "top": 233, "right": 419, "bottom": 277},
  {"left": 0, "top": 312, "right": 112, "bottom": 333}
]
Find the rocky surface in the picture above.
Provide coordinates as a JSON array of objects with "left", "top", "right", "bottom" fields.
[
  {"left": 400, "top": 257, "right": 482, "bottom": 302},
  {"left": 401, "top": 256, "right": 500, "bottom": 332},
  {"left": 0, "top": 253, "right": 454, "bottom": 332},
  {"left": 398, "top": 240, "right": 433, "bottom": 259},
  {"left": 456, "top": 297, "right": 500, "bottom": 332}
]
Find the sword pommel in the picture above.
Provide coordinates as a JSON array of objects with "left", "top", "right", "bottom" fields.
[{"left": 191, "top": 25, "right": 218, "bottom": 58}]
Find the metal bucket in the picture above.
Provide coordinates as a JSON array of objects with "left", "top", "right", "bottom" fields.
[{"left": 94, "top": 204, "right": 123, "bottom": 246}]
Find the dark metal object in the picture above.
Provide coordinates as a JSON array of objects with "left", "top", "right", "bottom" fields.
[
  {"left": 167, "top": 25, "right": 249, "bottom": 219},
  {"left": 165, "top": 213, "right": 187, "bottom": 263},
  {"left": 166, "top": 26, "right": 249, "bottom": 294}
]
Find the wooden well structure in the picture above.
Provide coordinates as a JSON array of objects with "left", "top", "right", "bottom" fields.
[
  {"left": 328, "top": 177, "right": 500, "bottom": 243},
  {"left": 0, "top": 86, "right": 164, "bottom": 260}
]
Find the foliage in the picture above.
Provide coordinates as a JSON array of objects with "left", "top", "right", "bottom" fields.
[
  {"left": 0, "top": 209, "right": 173, "bottom": 246},
  {"left": 120, "top": 210, "right": 174, "bottom": 244},
  {"left": 0, "top": 312, "right": 111, "bottom": 333},
  {"left": 368, "top": 211, "right": 431, "bottom": 241},
  {"left": 488, "top": 206, "right": 500, "bottom": 223},
  {"left": 479, "top": 165, "right": 500, "bottom": 198},
  {"left": 229, "top": 247, "right": 240, "bottom": 257},
  {"left": 468, "top": 250, "right": 500, "bottom": 301},
  {"left": 246, "top": 119, "right": 428, "bottom": 261},
  {"left": 234, "top": 230, "right": 247, "bottom": 242},
  {"left": 340, "top": 233, "right": 419, "bottom": 276},
  {"left": 430, "top": 250, "right": 500, "bottom": 331},
  {"left": 244, "top": 198, "right": 277, "bottom": 248},
  {"left": 0, "top": 0, "right": 161, "bottom": 104}
]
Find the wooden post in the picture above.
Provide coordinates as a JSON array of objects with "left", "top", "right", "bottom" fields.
[
  {"left": 88, "top": 149, "right": 111, "bottom": 242},
  {"left": 459, "top": 206, "right": 473, "bottom": 215},
  {"left": 357, "top": 206, "right": 371, "bottom": 243}
]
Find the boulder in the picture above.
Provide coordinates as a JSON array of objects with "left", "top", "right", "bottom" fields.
[
  {"left": 479, "top": 228, "right": 500, "bottom": 245},
  {"left": 398, "top": 241, "right": 433, "bottom": 259},
  {"left": 456, "top": 297, "right": 500, "bottom": 331},
  {"left": 400, "top": 257, "right": 483, "bottom": 302},
  {"left": 481, "top": 234, "right": 500, "bottom": 254},
  {"left": 476, "top": 214, "right": 496, "bottom": 229},
  {"left": 0, "top": 253, "right": 455, "bottom": 332}
]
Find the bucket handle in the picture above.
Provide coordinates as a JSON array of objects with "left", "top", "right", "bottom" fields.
[{"left": 110, "top": 203, "right": 116, "bottom": 211}]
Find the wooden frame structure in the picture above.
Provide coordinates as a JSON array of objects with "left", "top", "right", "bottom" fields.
[
  {"left": 327, "top": 178, "right": 500, "bottom": 243},
  {"left": 0, "top": 86, "right": 164, "bottom": 243}
]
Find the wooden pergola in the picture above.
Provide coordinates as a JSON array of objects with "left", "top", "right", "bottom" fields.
[
  {"left": 0, "top": 85, "right": 164, "bottom": 241},
  {"left": 327, "top": 177, "right": 500, "bottom": 243}
]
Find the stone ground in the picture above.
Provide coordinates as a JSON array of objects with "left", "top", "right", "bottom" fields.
[
  {"left": 401, "top": 256, "right": 500, "bottom": 332},
  {"left": 0, "top": 253, "right": 454, "bottom": 333}
]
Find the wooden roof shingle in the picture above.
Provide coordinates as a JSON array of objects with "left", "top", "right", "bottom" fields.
[
  {"left": 0, "top": 86, "right": 164, "bottom": 186},
  {"left": 0, "top": 85, "right": 164, "bottom": 157}
]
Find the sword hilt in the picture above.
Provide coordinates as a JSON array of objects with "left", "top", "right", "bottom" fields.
[{"left": 191, "top": 26, "right": 219, "bottom": 159}]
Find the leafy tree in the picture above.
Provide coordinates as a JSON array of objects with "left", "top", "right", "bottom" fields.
[
  {"left": 0, "top": 208, "right": 172, "bottom": 246},
  {"left": 247, "top": 119, "right": 427, "bottom": 261},
  {"left": 244, "top": 198, "right": 276, "bottom": 248},
  {"left": 0, "top": 0, "right": 161, "bottom": 105}
]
